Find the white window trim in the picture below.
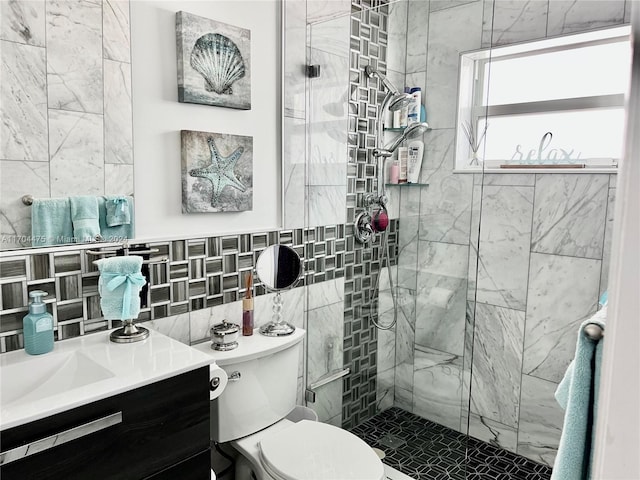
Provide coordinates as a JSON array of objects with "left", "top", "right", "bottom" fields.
[{"left": 455, "top": 25, "right": 631, "bottom": 173}]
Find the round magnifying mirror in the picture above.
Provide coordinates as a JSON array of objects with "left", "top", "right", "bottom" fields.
[
  {"left": 255, "top": 245, "right": 301, "bottom": 336},
  {"left": 256, "top": 244, "right": 301, "bottom": 291}
]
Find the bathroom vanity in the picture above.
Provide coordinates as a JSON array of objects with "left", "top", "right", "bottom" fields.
[{"left": 0, "top": 330, "right": 213, "bottom": 479}]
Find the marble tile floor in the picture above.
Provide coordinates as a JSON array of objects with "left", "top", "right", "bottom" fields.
[{"left": 351, "top": 407, "right": 552, "bottom": 480}]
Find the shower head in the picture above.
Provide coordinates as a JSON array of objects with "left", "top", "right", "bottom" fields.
[
  {"left": 374, "top": 122, "right": 430, "bottom": 157},
  {"left": 388, "top": 92, "right": 413, "bottom": 112},
  {"left": 403, "top": 121, "right": 430, "bottom": 140}
]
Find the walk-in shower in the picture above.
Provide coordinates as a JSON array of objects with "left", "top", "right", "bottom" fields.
[{"left": 299, "top": 0, "right": 628, "bottom": 478}]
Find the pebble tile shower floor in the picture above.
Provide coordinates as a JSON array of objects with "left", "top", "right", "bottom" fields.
[{"left": 350, "top": 408, "right": 552, "bottom": 480}]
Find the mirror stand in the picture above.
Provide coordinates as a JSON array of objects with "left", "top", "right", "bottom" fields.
[{"left": 259, "top": 291, "right": 296, "bottom": 336}]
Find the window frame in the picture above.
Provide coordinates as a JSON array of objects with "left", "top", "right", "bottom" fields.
[{"left": 455, "top": 26, "right": 631, "bottom": 173}]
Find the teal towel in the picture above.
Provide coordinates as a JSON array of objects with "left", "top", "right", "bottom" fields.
[
  {"left": 552, "top": 308, "right": 606, "bottom": 480},
  {"left": 98, "top": 196, "right": 134, "bottom": 241},
  {"left": 105, "top": 196, "right": 131, "bottom": 226},
  {"left": 96, "top": 256, "right": 145, "bottom": 320},
  {"left": 31, "top": 198, "right": 74, "bottom": 246},
  {"left": 70, "top": 196, "right": 100, "bottom": 243}
]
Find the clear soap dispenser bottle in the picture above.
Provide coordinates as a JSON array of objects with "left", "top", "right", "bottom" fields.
[{"left": 23, "top": 290, "right": 54, "bottom": 355}]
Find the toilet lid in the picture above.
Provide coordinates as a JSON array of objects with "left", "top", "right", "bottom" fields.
[{"left": 258, "top": 420, "right": 384, "bottom": 480}]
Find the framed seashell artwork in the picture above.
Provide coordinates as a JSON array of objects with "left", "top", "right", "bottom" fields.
[
  {"left": 176, "top": 11, "right": 251, "bottom": 110},
  {"left": 181, "top": 130, "right": 253, "bottom": 213}
]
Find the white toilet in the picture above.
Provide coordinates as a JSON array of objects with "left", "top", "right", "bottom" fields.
[{"left": 195, "top": 328, "right": 384, "bottom": 480}]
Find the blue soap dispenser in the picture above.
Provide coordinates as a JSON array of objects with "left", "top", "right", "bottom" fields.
[{"left": 23, "top": 290, "right": 54, "bottom": 355}]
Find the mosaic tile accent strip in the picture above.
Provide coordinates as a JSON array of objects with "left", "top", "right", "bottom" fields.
[
  {"left": 0, "top": 223, "right": 386, "bottom": 353},
  {"left": 351, "top": 407, "right": 553, "bottom": 480},
  {"left": 341, "top": 0, "right": 392, "bottom": 429}
]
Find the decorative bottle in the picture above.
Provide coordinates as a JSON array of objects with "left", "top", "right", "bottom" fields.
[{"left": 243, "top": 273, "right": 254, "bottom": 336}]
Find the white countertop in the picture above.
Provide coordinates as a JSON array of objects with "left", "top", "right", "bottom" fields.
[{"left": 0, "top": 329, "right": 214, "bottom": 431}]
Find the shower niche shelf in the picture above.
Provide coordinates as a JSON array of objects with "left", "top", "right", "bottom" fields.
[
  {"left": 385, "top": 183, "right": 429, "bottom": 187},
  {"left": 384, "top": 126, "right": 432, "bottom": 133}
]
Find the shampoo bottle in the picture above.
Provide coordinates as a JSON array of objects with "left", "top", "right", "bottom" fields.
[
  {"left": 408, "top": 87, "right": 422, "bottom": 125},
  {"left": 399, "top": 87, "right": 410, "bottom": 128},
  {"left": 407, "top": 140, "right": 425, "bottom": 183},
  {"left": 23, "top": 290, "right": 54, "bottom": 355},
  {"left": 390, "top": 160, "right": 400, "bottom": 184},
  {"left": 242, "top": 273, "right": 254, "bottom": 336},
  {"left": 398, "top": 147, "right": 408, "bottom": 183}
]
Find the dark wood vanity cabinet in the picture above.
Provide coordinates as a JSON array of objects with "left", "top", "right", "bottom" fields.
[{"left": 0, "top": 367, "right": 211, "bottom": 480}]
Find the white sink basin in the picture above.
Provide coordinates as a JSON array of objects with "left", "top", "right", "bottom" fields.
[
  {"left": 1, "top": 350, "right": 115, "bottom": 406},
  {"left": 0, "top": 329, "right": 214, "bottom": 431}
]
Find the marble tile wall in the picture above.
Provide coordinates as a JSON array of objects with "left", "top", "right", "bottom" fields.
[
  {"left": 0, "top": 0, "right": 134, "bottom": 250},
  {"left": 384, "top": 0, "right": 628, "bottom": 468}
]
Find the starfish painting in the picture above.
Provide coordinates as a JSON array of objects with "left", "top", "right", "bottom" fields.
[{"left": 189, "top": 137, "right": 247, "bottom": 207}]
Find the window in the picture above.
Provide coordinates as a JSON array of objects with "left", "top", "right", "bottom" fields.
[{"left": 455, "top": 26, "right": 632, "bottom": 172}]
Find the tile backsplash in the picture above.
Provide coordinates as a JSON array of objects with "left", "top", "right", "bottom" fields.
[{"left": 0, "top": 221, "right": 398, "bottom": 354}]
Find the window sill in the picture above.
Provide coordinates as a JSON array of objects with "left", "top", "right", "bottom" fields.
[{"left": 454, "top": 168, "right": 618, "bottom": 174}]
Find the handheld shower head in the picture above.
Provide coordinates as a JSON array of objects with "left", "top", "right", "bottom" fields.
[
  {"left": 388, "top": 92, "right": 413, "bottom": 112},
  {"left": 374, "top": 122, "right": 430, "bottom": 157}
]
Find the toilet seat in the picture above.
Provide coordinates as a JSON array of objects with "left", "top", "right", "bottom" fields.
[{"left": 258, "top": 420, "right": 384, "bottom": 480}]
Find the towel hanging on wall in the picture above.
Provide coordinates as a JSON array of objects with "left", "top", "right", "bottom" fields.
[
  {"left": 552, "top": 307, "right": 607, "bottom": 480},
  {"left": 70, "top": 196, "right": 100, "bottom": 243},
  {"left": 31, "top": 198, "right": 73, "bottom": 247}
]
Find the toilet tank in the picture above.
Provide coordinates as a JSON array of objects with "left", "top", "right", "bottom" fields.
[{"left": 200, "top": 328, "right": 305, "bottom": 443}]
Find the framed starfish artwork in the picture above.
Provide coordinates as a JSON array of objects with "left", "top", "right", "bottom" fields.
[
  {"left": 176, "top": 12, "right": 251, "bottom": 110},
  {"left": 181, "top": 130, "right": 253, "bottom": 213}
]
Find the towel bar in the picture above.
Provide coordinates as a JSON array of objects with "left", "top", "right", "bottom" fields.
[
  {"left": 86, "top": 248, "right": 160, "bottom": 256},
  {"left": 583, "top": 323, "right": 604, "bottom": 340},
  {"left": 305, "top": 368, "right": 351, "bottom": 403},
  {"left": 91, "top": 255, "right": 168, "bottom": 266},
  {"left": 22, "top": 193, "right": 134, "bottom": 206}
]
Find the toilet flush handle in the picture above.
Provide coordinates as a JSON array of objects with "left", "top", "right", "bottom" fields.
[{"left": 228, "top": 371, "right": 241, "bottom": 382}]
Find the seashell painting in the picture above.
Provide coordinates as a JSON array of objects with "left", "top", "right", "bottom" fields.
[
  {"left": 181, "top": 130, "right": 253, "bottom": 213},
  {"left": 176, "top": 12, "right": 251, "bottom": 110},
  {"left": 190, "top": 33, "right": 245, "bottom": 95}
]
